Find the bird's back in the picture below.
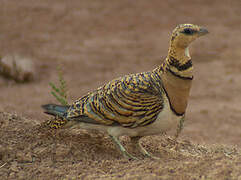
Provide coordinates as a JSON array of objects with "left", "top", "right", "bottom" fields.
[{"left": 67, "top": 68, "right": 166, "bottom": 128}]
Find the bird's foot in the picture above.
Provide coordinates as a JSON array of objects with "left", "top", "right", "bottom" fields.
[
  {"left": 131, "top": 136, "right": 160, "bottom": 160},
  {"left": 109, "top": 134, "right": 139, "bottom": 160},
  {"left": 138, "top": 141, "right": 160, "bottom": 160},
  {"left": 141, "top": 150, "right": 160, "bottom": 160},
  {"left": 122, "top": 150, "right": 139, "bottom": 160}
]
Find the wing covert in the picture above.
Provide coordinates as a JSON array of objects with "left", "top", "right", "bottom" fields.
[{"left": 67, "top": 71, "right": 164, "bottom": 128}]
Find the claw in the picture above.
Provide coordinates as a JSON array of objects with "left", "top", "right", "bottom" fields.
[
  {"left": 109, "top": 134, "right": 139, "bottom": 160},
  {"left": 131, "top": 136, "right": 160, "bottom": 160}
]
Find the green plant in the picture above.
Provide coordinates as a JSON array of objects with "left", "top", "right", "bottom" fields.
[{"left": 49, "top": 64, "right": 69, "bottom": 106}]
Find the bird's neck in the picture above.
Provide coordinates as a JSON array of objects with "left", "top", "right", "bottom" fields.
[
  {"left": 156, "top": 45, "right": 193, "bottom": 115},
  {"left": 166, "top": 44, "right": 193, "bottom": 79}
]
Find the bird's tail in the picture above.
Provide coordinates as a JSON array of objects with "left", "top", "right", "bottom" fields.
[
  {"left": 42, "top": 103, "right": 101, "bottom": 129},
  {"left": 41, "top": 104, "right": 71, "bottom": 129},
  {"left": 41, "top": 104, "right": 69, "bottom": 118}
]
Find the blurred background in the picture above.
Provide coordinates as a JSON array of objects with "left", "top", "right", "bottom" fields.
[{"left": 0, "top": 0, "right": 240, "bottom": 146}]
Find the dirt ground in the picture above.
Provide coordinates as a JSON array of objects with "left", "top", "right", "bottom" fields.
[{"left": 0, "top": 0, "right": 241, "bottom": 179}]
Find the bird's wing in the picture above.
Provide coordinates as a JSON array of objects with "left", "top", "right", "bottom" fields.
[{"left": 67, "top": 71, "right": 164, "bottom": 128}]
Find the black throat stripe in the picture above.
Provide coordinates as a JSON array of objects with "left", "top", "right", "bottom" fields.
[
  {"left": 162, "top": 86, "right": 184, "bottom": 116},
  {"left": 169, "top": 56, "right": 192, "bottom": 71},
  {"left": 167, "top": 68, "right": 193, "bottom": 80}
]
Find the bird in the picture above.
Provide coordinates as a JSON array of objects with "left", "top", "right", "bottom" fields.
[{"left": 42, "top": 24, "right": 209, "bottom": 160}]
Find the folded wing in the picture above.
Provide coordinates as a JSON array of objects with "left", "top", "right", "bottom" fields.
[{"left": 67, "top": 71, "right": 164, "bottom": 128}]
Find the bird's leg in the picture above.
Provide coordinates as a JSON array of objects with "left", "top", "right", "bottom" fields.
[
  {"left": 174, "top": 115, "right": 185, "bottom": 140},
  {"left": 131, "top": 136, "right": 160, "bottom": 160},
  {"left": 109, "top": 134, "right": 138, "bottom": 160},
  {"left": 170, "top": 115, "right": 185, "bottom": 152}
]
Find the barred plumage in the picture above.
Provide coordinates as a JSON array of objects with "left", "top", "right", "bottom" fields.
[
  {"left": 68, "top": 71, "right": 164, "bottom": 128},
  {"left": 42, "top": 24, "right": 208, "bottom": 159}
]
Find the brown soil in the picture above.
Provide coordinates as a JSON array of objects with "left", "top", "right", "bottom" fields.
[{"left": 0, "top": 0, "right": 240, "bottom": 179}]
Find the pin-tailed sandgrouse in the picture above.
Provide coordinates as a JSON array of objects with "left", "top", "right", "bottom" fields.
[{"left": 42, "top": 24, "right": 209, "bottom": 160}]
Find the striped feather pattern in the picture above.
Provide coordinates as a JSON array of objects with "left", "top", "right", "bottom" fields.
[
  {"left": 43, "top": 24, "right": 208, "bottom": 133},
  {"left": 67, "top": 70, "right": 164, "bottom": 128},
  {"left": 42, "top": 24, "right": 209, "bottom": 160}
]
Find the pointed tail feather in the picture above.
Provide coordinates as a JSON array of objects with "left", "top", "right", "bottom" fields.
[
  {"left": 42, "top": 104, "right": 114, "bottom": 126},
  {"left": 41, "top": 104, "right": 69, "bottom": 118}
]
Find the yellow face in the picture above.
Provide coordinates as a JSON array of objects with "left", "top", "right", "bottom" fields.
[{"left": 170, "top": 24, "right": 209, "bottom": 48}]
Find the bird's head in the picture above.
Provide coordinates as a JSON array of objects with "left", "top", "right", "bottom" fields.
[{"left": 170, "top": 24, "right": 209, "bottom": 49}]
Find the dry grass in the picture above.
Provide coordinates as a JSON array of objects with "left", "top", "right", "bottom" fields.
[{"left": 0, "top": 112, "right": 240, "bottom": 179}]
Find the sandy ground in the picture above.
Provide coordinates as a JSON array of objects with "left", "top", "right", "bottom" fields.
[{"left": 0, "top": 0, "right": 240, "bottom": 179}]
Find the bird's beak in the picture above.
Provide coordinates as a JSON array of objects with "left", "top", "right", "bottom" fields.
[{"left": 198, "top": 27, "right": 209, "bottom": 36}]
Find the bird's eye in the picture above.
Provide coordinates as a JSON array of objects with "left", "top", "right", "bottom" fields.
[{"left": 182, "top": 28, "right": 194, "bottom": 35}]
